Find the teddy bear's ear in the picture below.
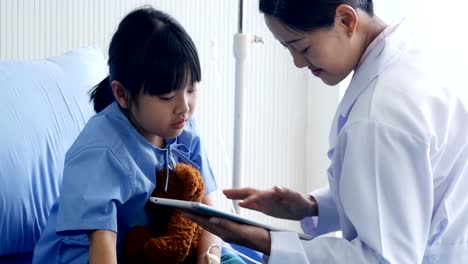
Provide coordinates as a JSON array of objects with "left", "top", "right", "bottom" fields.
[{"left": 152, "top": 163, "right": 205, "bottom": 202}]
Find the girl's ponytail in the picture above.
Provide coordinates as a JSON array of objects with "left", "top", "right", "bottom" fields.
[{"left": 89, "top": 76, "right": 115, "bottom": 113}]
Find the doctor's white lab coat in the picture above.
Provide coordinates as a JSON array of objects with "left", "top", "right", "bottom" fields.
[{"left": 266, "top": 19, "right": 468, "bottom": 263}]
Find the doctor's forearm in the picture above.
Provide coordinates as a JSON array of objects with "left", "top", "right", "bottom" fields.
[{"left": 236, "top": 226, "right": 271, "bottom": 255}]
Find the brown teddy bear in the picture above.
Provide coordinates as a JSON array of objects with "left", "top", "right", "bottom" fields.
[{"left": 124, "top": 163, "right": 205, "bottom": 264}]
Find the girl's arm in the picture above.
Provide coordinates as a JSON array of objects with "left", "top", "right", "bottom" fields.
[
  {"left": 196, "top": 193, "right": 222, "bottom": 264},
  {"left": 88, "top": 229, "right": 117, "bottom": 264}
]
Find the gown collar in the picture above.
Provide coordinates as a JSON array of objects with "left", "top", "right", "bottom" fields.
[{"left": 158, "top": 139, "right": 200, "bottom": 192}]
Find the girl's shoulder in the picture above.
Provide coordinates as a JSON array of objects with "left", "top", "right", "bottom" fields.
[{"left": 65, "top": 103, "right": 135, "bottom": 158}]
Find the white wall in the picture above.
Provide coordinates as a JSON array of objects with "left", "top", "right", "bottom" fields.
[{"left": 0, "top": 0, "right": 336, "bottom": 231}]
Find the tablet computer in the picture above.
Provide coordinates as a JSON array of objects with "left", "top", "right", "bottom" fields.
[{"left": 149, "top": 197, "right": 314, "bottom": 240}]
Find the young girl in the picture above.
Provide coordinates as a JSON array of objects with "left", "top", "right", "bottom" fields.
[
  {"left": 187, "top": 0, "right": 468, "bottom": 263},
  {"left": 33, "top": 7, "right": 220, "bottom": 263}
]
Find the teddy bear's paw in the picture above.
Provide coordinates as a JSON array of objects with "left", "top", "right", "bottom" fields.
[
  {"left": 124, "top": 226, "right": 155, "bottom": 263},
  {"left": 143, "top": 236, "right": 192, "bottom": 263}
]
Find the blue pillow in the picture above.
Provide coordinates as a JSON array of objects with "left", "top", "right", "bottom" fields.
[{"left": 0, "top": 48, "right": 107, "bottom": 256}]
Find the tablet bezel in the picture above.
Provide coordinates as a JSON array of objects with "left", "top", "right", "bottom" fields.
[{"left": 149, "top": 197, "right": 313, "bottom": 240}]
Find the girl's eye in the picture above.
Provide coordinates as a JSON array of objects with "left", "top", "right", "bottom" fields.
[
  {"left": 301, "top": 47, "right": 309, "bottom": 54},
  {"left": 188, "top": 88, "right": 197, "bottom": 94},
  {"left": 158, "top": 94, "right": 174, "bottom": 101}
]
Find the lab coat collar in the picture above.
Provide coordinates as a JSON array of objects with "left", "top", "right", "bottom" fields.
[{"left": 338, "top": 19, "right": 409, "bottom": 118}]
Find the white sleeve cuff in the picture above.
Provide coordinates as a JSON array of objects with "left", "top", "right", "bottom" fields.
[
  {"left": 267, "top": 231, "right": 309, "bottom": 263},
  {"left": 300, "top": 186, "right": 340, "bottom": 236}
]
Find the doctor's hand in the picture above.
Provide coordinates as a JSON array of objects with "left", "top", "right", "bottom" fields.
[
  {"left": 224, "top": 186, "right": 318, "bottom": 220},
  {"left": 184, "top": 213, "right": 271, "bottom": 255}
]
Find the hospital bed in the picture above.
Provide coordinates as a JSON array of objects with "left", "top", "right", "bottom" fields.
[{"left": 0, "top": 47, "right": 107, "bottom": 263}]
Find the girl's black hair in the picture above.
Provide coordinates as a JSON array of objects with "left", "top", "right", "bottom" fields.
[
  {"left": 259, "top": 0, "right": 374, "bottom": 32},
  {"left": 90, "top": 6, "right": 201, "bottom": 113}
]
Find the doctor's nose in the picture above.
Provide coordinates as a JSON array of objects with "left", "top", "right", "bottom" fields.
[{"left": 290, "top": 49, "right": 309, "bottom": 69}]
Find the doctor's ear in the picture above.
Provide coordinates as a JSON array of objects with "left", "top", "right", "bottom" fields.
[
  {"left": 335, "top": 4, "right": 358, "bottom": 37},
  {"left": 111, "top": 80, "right": 130, "bottom": 109}
]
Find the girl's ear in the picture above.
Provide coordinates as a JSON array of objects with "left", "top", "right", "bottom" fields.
[
  {"left": 111, "top": 80, "right": 129, "bottom": 109},
  {"left": 335, "top": 4, "right": 358, "bottom": 37}
]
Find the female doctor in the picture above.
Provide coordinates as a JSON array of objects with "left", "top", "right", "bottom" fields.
[{"left": 187, "top": 0, "right": 468, "bottom": 263}]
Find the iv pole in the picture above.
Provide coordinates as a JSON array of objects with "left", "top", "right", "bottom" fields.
[{"left": 232, "top": 0, "right": 263, "bottom": 214}]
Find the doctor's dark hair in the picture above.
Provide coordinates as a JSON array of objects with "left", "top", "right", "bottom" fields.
[
  {"left": 90, "top": 6, "right": 201, "bottom": 113},
  {"left": 259, "top": 0, "right": 374, "bottom": 32}
]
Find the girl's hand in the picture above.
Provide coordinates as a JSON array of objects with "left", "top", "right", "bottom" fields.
[
  {"left": 184, "top": 213, "right": 271, "bottom": 255},
  {"left": 196, "top": 193, "right": 222, "bottom": 264},
  {"left": 224, "top": 186, "right": 318, "bottom": 220}
]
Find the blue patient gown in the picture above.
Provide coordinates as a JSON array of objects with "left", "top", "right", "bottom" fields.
[{"left": 32, "top": 102, "right": 216, "bottom": 263}]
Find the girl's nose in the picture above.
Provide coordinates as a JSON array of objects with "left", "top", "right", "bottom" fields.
[{"left": 175, "top": 93, "right": 190, "bottom": 114}]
